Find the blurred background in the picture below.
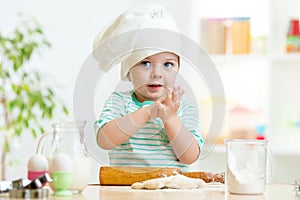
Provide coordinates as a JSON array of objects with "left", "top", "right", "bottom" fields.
[{"left": 1, "top": 0, "right": 300, "bottom": 184}]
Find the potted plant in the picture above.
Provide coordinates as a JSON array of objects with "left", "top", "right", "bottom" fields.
[{"left": 0, "top": 16, "right": 68, "bottom": 180}]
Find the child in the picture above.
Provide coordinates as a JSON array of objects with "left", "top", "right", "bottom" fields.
[{"left": 94, "top": 5, "right": 203, "bottom": 171}]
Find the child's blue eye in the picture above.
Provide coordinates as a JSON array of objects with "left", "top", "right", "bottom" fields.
[
  {"left": 164, "top": 62, "right": 173, "bottom": 68},
  {"left": 140, "top": 61, "right": 151, "bottom": 68}
]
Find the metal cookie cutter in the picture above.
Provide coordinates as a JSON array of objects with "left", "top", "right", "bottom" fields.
[
  {"left": 8, "top": 173, "right": 51, "bottom": 199},
  {"left": 9, "top": 188, "right": 49, "bottom": 199},
  {"left": 24, "top": 173, "right": 51, "bottom": 189}
]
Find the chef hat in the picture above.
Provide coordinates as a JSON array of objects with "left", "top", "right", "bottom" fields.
[{"left": 93, "top": 4, "right": 180, "bottom": 80}]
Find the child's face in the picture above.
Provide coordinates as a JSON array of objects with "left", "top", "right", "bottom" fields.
[{"left": 128, "top": 52, "right": 179, "bottom": 102}]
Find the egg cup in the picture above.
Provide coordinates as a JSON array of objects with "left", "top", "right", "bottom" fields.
[
  {"left": 28, "top": 170, "right": 48, "bottom": 180},
  {"left": 51, "top": 171, "right": 73, "bottom": 196}
]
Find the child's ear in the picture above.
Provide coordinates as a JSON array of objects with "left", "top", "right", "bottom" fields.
[{"left": 127, "top": 73, "right": 131, "bottom": 81}]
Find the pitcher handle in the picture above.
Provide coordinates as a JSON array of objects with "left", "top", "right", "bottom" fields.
[
  {"left": 35, "top": 132, "right": 52, "bottom": 154},
  {"left": 266, "top": 143, "right": 274, "bottom": 183}
]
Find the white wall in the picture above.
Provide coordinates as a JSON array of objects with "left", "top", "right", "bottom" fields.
[{"left": 0, "top": 0, "right": 198, "bottom": 182}]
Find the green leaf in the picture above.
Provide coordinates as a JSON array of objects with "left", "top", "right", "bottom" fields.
[
  {"left": 22, "top": 83, "right": 29, "bottom": 91},
  {"left": 63, "top": 106, "right": 69, "bottom": 115},
  {"left": 31, "top": 129, "right": 37, "bottom": 138},
  {"left": 14, "top": 30, "right": 24, "bottom": 43},
  {"left": 4, "top": 71, "right": 10, "bottom": 78},
  {"left": 44, "top": 41, "right": 51, "bottom": 48},
  {"left": 15, "top": 126, "right": 22, "bottom": 137},
  {"left": 22, "top": 72, "right": 28, "bottom": 81},
  {"left": 4, "top": 141, "right": 10, "bottom": 152},
  {"left": 7, "top": 99, "right": 17, "bottom": 112},
  {"left": 11, "top": 84, "right": 18, "bottom": 93},
  {"left": 24, "top": 44, "right": 33, "bottom": 60},
  {"left": 8, "top": 160, "right": 20, "bottom": 168},
  {"left": 35, "top": 27, "right": 42, "bottom": 34},
  {"left": 39, "top": 126, "right": 45, "bottom": 134},
  {"left": 48, "top": 106, "right": 53, "bottom": 118},
  {"left": 47, "top": 88, "right": 54, "bottom": 95},
  {"left": 24, "top": 119, "right": 29, "bottom": 128}
]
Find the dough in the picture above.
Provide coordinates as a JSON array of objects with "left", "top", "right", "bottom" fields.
[
  {"left": 142, "top": 177, "right": 166, "bottom": 190},
  {"left": 131, "top": 174, "right": 206, "bottom": 190}
]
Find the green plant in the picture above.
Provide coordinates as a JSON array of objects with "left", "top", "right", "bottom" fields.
[{"left": 0, "top": 17, "right": 68, "bottom": 180}]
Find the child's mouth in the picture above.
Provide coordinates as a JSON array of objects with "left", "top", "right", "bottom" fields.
[{"left": 147, "top": 84, "right": 162, "bottom": 88}]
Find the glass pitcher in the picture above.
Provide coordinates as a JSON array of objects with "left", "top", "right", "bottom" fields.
[
  {"left": 36, "top": 121, "right": 91, "bottom": 193},
  {"left": 225, "top": 139, "right": 271, "bottom": 195}
]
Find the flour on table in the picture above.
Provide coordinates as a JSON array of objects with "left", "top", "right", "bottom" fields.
[{"left": 131, "top": 174, "right": 206, "bottom": 190}]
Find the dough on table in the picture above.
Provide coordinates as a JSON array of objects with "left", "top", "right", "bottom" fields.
[{"left": 131, "top": 174, "right": 206, "bottom": 190}]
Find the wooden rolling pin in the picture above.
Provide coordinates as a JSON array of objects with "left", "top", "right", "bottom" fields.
[{"left": 99, "top": 166, "right": 225, "bottom": 186}]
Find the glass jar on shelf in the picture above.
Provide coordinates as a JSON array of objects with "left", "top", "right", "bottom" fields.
[{"left": 286, "top": 18, "right": 300, "bottom": 53}]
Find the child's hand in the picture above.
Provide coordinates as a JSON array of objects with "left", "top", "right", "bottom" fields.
[
  {"left": 143, "top": 101, "right": 161, "bottom": 119},
  {"left": 172, "top": 86, "right": 185, "bottom": 101},
  {"left": 157, "top": 87, "right": 184, "bottom": 123},
  {"left": 143, "top": 86, "right": 185, "bottom": 121}
]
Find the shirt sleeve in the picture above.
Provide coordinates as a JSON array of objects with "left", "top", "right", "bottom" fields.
[
  {"left": 95, "top": 92, "right": 126, "bottom": 130},
  {"left": 179, "top": 98, "right": 204, "bottom": 148}
]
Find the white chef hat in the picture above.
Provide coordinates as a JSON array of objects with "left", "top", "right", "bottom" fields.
[{"left": 92, "top": 4, "right": 180, "bottom": 80}]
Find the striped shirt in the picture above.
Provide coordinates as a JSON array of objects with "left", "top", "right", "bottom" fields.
[{"left": 96, "top": 90, "right": 203, "bottom": 172}]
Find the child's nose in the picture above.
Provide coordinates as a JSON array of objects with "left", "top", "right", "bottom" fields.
[{"left": 150, "top": 65, "right": 163, "bottom": 79}]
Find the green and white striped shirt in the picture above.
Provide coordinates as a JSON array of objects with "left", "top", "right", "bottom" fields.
[{"left": 96, "top": 90, "right": 203, "bottom": 172}]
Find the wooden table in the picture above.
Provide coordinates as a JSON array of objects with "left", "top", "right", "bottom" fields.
[{"left": 0, "top": 184, "right": 298, "bottom": 199}]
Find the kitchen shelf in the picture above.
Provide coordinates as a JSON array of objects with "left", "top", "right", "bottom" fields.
[
  {"left": 270, "top": 54, "right": 300, "bottom": 62},
  {"left": 209, "top": 54, "right": 268, "bottom": 61},
  {"left": 193, "top": 0, "right": 300, "bottom": 155},
  {"left": 209, "top": 54, "right": 300, "bottom": 64},
  {"left": 186, "top": 0, "right": 300, "bottom": 183}
]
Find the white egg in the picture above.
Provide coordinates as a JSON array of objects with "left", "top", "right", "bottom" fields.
[
  {"left": 51, "top": 153, "right": 73, "bottom": 172},
  {"left": 27, "top": 154, "right": 49, "bottom": 171}
]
